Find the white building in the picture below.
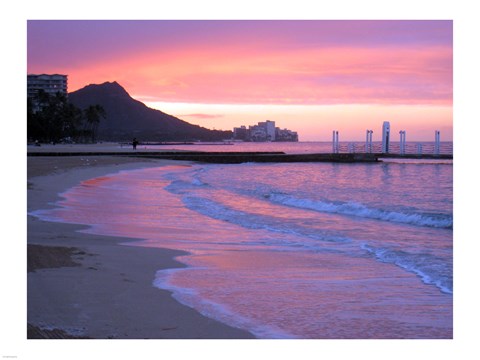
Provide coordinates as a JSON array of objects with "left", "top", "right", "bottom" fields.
[
  {"left": 258, "top": 120, "right": 276, "bottom": 141},
  {"left": 233, "top": 120, "right": 297, "bottom": 142},
  {"left": 27, "top": 74, "right": 68, "bottom": 99}
]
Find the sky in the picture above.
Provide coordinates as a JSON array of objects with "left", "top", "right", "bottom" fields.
[
  {"left": 5, "top": 3, "right": 480, "bottom": 358},
  {"left": 27, "top": 20, "right": 453, "bottom": 141}
]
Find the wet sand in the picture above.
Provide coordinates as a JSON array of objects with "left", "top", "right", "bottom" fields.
[{"left": 26, "top": 154, "right": 254, "bottom": 339}]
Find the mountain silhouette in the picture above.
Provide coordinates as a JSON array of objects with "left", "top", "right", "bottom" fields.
[{"left": 68, "top": 81, "right": 231, "bottom": 141}]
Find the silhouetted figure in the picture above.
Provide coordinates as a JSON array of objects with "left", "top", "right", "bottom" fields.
[{"left": 132, "top": 138, "right": 139, "bottom": 150}]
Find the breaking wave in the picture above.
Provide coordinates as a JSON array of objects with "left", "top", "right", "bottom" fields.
[{"left": 267, "top": 193, "right": 452, "bottom": 229}]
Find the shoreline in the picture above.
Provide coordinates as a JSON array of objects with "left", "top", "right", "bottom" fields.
[
  {"left": 26, "top": 142, "right": 453, "bottom": 162},
  {"left": 27, "top": 155, "right": 255, "bottom": 339}
]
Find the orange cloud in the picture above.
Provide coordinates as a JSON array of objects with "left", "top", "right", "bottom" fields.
[
  {"left": 62, "top": 41, "right": 451, "bottom": 107},
  {"left": 28, "top": 20, "right": 452, "bottom": 107},
  {"left": 27, "top": 21, "right": 452, "bottom": 141}
]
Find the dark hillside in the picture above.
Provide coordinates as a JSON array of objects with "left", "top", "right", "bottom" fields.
[{"left": 69, "top": 81, "right": 231, "bottom": 141}]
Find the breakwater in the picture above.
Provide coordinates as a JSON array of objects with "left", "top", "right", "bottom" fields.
[
  {"left": 27, "top": 150, "right": 380, "bottom": 163},
  {"left": 28, "top": 151, "right": 455, "bottom": 164}
]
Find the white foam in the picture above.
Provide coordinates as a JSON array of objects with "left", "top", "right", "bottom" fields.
[
  {"left": 153, "top": 268, "right": 297, "bottom": 339},
  {"left": 269, "top": 193, "right": 453, "bottom": 229},
  {"left": 182, "top": 195, "right": 351, "bottom": 245},
  {"left": 361, "top": 244, "right": 453, "bottom": 294}
]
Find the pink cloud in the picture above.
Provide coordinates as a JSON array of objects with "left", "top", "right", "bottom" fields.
[
  {"left": 179, "top": 113, "right": 224, "bottom": 119},
  {"left": 125, "top": 44, "right": 451, "bottom": 106},
  {"left": 28, "top": 21, "right": 452, "bottom": 107}
]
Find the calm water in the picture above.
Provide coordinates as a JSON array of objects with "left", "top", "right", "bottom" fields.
[
  {"left": 31, "top": 157, "right": 453, "bottom": 338},
  {"left": 142, "top": 140, "right": 453, "bottom": 155}
]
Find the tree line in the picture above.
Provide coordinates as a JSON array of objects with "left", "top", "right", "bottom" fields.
[{"left": 27, "top": 90, "right": 106, "bottom": 144}]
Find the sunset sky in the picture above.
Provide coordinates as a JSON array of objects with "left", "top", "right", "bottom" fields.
[{"left": 27, "top": 20, "right": 453, "bottom": 141}]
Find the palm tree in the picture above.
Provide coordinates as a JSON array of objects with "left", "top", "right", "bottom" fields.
[{"left": 84, "top": 105, "right": 106, "bottom": 143}]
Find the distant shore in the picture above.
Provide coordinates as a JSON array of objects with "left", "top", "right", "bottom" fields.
[
  {"left": 27, "top": 142, "right": 452, "bottom": 163},
  {"left": 27, "top": 153, "right": 254, "bottom": 339}
]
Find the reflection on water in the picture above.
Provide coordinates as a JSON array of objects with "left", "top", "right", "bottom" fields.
[{"left": 31, "top": 161, "right": 453, "bottom": 338}]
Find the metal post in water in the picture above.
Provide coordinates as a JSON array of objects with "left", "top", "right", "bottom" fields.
[
  {"left": 332, "top": 130, "right": 336, "bottom": 153},
  {"left": 335, "top": 131, "right": 339, "bottom": 153},
  {"left": 399, "top": 130, "right": 406, "bottom": 155},
  {"left": 382, "top": 121, "right": 390, "bottom": 153},
  {"left": 365, "top": 130, "right": 373, "bottom": 153},
  {"left": 332, "top": 130, "right": 340, "bottom": 153},
  {"left": 399, "top": 131, "right": 403, "bottom": 155},
  {"left": 365, "top": 130, "right": 369, "bottom": 153},
  {"left": 434, "top": 130, "right": 440, "bottom": 155},
  {"left": 369, "top": 130, "right": 373, "bottom": 153}
]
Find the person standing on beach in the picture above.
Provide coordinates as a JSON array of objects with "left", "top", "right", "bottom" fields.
[{"left": 132, "top": 138, "right": 139, "bottom": 150}]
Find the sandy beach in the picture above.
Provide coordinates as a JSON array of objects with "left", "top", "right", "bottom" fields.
[{"left": 26, "top": 152, "right": 254, "bottom": 339}]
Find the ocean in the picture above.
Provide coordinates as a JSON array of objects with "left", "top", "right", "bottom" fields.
[
  {"left": 141, "top": 140, "right": 453, "bottom": 156},
  {"left": 31, "top": 144, "right": 453, "bottom": 339}
]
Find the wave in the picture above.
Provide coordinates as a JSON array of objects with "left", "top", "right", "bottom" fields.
[
  {"left": 162, "top": 167, "right": 211, "bottom": 194},
  {"left": 267, "top": 193, "right": 453, "bottom": 229},
  {"left": 182, "top": 195, "right": 351, "bottom": 246},
  {"left": 361, "top": 244, "right": 452, "bottom": 294},
  {"left": 153, "top": 268, "right": 297, "bottom": 339}
]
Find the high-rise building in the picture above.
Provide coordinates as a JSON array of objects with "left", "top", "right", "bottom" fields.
[
  {"left": 275, "top": 128, "right": 298, "bottom": 142},
  {"left": 27, "top": 74, "right": 68, "bottom": 98},
  {"left": 27, "top": 74, "right": 68, "bottom": 112},
  {"left": 232, "top": 120, "right": 298, "bottom": 142},
  {"left": 258, "top": 120, "right": 276, "bottom": 141},
  {"left": 233, "top": 125, "right": 248, "bottom": 140}
]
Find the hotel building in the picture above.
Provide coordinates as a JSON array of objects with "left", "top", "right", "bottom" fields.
[
  {"left": 27, "top": 74, "right": 68, "bottom": 98},
  {"left": 233, "top": 120, "right": 298, "bottom": 142},
  {"left": 28, "top": 74, "right": 68, "bottom": 112}
]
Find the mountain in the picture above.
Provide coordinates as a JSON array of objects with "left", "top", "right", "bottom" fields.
[{"left": 68, "top": 81, "right": 231, "bottom": 141}]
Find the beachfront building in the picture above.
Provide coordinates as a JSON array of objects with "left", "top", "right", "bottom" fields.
[
  {"left": 28, "top": 74, "right": 68, "bottom": 97},
  {"left": 258, "top": 120, "right": 276, "bottom": 141},
  {"left": 233, "top": 120, "right": 298, "bottom": 142},
  {"left": 275, "top": 127, "right": 299, "bottom": 142},
  {"left": 233, "top": 125, "right": 248, "bottom": 141},
  {"left": 249, "top": 124, "right": 268, "bottom": 141},
  {"left": 27, "top": 74, "right": 68, "bottom": 112}
]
